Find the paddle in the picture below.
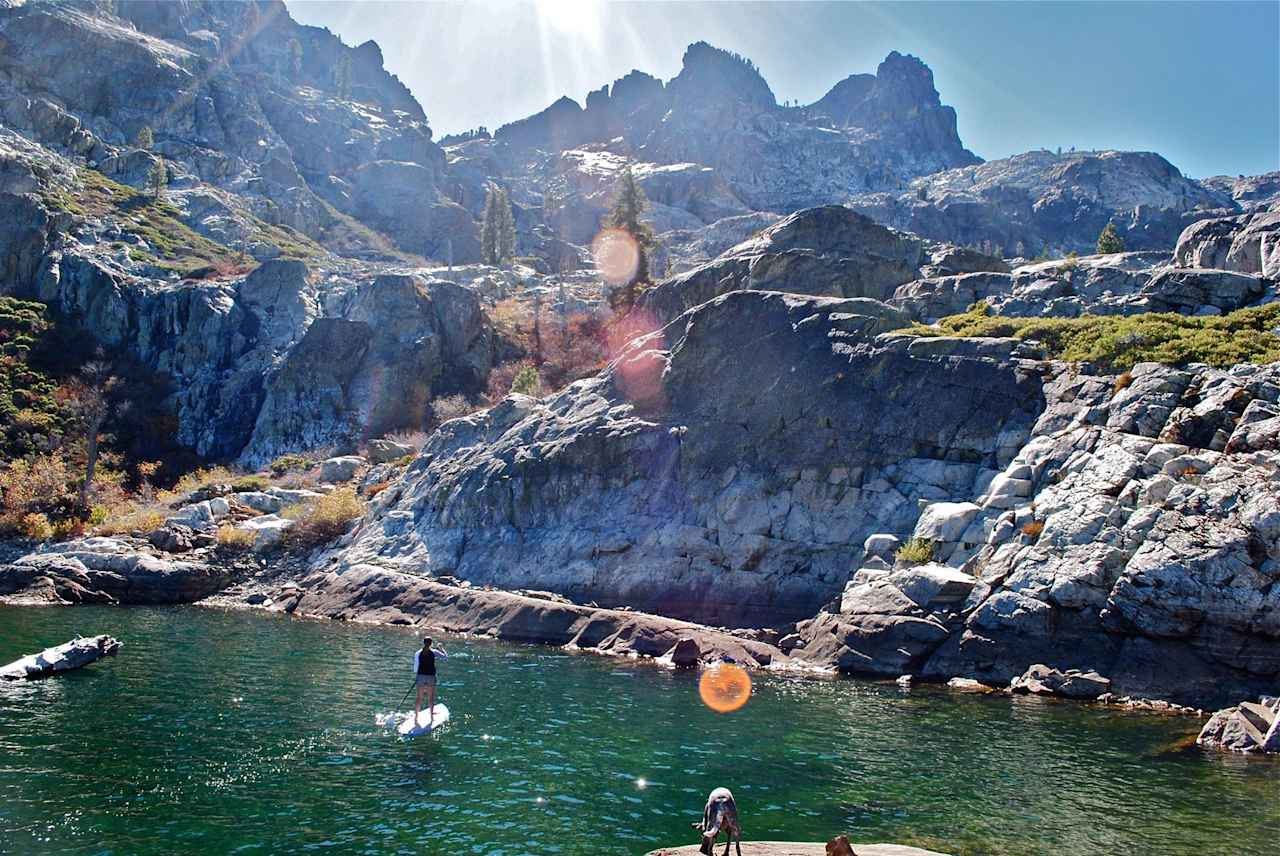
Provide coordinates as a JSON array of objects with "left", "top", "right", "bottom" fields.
[{"left": 394, "top": 683, "right": 415, "bottom": 713}]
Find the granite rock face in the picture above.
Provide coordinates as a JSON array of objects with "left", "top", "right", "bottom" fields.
[
  {"left": 332, "top": 289, "right": 1045, "bottom": 626},
  {"left": 1173, "top": 212, "right": 1280, "bottom": 279},
  {"left": 0, "top": 0, "right": 458, "bottom": 259},
  {"left": 849, "top": 150, "right": 1240, "bottom": 255},
  {"left": 801, "top": 359, "right": 1280, "bottom": 706}
]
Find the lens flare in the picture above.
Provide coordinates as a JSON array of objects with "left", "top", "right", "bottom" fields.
[
  {"left": 698, "top": 663, "right": 752, "bottom": 713},
  {"left": 592, "top": 228, "right": 640, "bottom": 285}
]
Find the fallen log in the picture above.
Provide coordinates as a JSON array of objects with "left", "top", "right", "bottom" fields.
[{"left": 0, "top": 635, "right": 122, "bottom": 680}]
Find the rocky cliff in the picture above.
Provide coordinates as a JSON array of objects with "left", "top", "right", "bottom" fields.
[{"left": 0, "top": 0, "right": 470, "bottom": 260}]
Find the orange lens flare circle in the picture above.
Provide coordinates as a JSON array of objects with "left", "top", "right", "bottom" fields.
[
  {"left": 591, "top": 228, "right": 640, "bottom": 285},
  {"left": 698, "top": 663, "right": 752, "bottom": 713}
]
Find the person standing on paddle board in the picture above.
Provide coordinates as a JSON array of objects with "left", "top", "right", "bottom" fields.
[{"left": 414, "top": 637, "right": 448, "bottom": 725}]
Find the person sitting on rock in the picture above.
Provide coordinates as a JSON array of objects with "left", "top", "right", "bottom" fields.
[{"left": 413, "top": 636, "right": 448, "bottom": 725}]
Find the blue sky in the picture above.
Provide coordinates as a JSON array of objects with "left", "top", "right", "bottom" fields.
[{"left": 290, "top": 1, "right": 1280, "bottom": 178}]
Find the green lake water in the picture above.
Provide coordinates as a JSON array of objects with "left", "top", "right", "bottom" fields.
[{"left": 1, "top": 605, "right": 1277, "bottom": 856}]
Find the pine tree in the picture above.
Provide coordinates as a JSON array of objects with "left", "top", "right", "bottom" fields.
[
  {"left": 148, "top": 158, "right": 167, "bottom": 200},
  {"left": 135, "top": 126, "right": 153, "bottom": 150},
  {"left": 287, "top": 37, "right": 303, "bottom": 78},
  {"left": 333, "top": 54, "right": 353, "bottom": 99},
  {"left": 604, "top": 166, "right": 654, "bottom": 310},
  {"left": 479, "top": 184, "right": 500, "bottom": 265},
  {"left": 1096, "top": 222, "right": 1125, "bottom": 255},
  {"left": 496, "top": 188, "right": 516, "bottom": 264}
]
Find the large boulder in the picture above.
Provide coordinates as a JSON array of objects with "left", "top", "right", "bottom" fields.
[
  {"left": 1174, "top": 212, "right": 1280, "bottom": 278},
  {"left": 641, "top": 206, "right": 926, "bottom": 323}
]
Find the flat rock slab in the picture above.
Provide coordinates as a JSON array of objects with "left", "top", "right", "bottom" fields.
[{"left": 645, "top": 843, "right": 950, "bottom": 856}]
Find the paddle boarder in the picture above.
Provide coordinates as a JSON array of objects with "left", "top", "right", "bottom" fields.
[{"left": 414, "top": 636, "right": 448, "bottom": 725}]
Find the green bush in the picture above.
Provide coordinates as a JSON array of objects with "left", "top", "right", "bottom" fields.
[
  {"left": 232, "top": 475, "right": 270, "bottom": 492},
  {"left": 270, "top": 454, "right": 310, "bottom": 476},
  {"left": 896, "top": 537, "right": 935, "bottom": 565},
  {"left": 896, "top": 303, "right": 1280, "bottom": 373}
]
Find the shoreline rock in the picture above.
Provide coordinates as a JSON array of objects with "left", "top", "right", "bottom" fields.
[
  {"left": 288, "top": 562, "right": 788, "bottom": 670},
  {"left": 1197, "top": 697, "right": 1280, "bottom": 754}
]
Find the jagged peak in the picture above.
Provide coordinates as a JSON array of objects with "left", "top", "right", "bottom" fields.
[{"left": 667, "top": 40, "right": 775, "bottom": 109}]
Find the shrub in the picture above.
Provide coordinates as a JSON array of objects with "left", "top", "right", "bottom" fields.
[
  {"left": 896, "top": 303, "right": 1280, "bottom": 373},
  {"left": 19, "top": 512, "right": 53, "bottom": 541},
  {"left": 283, "top": 487, "right": 364, "bottom": 547},
  {"left": 52, "top": 517, "right": 86, "bottom": 540},
  {"left": 511, "top": 364, "right": 542, "bottom": 396},
  {"left": 429, "top": 395, "right": 479, "bottom": 426},
  {"left": 896, "top": 537, "right": 935, "bottom": 565},
  {"left": 1112, "top": 371, "right": 1134, "bottom": 393},
  {"left": 1056, "top": 251, "right": 1080, "bottom": 274},
  {"left": 215, "top": 524, "right": 256, "bottom": 550},
  {"left": 232, "top": 475, "right": 270, "bottom": 492},
  {"left": 270, "top": 454, "right": 310, "bottom": 476},
  {"left": 364, "top": 480, "right": 392, "bottom": 498},
  {"left": 1020, "top": 520, "right": 1045, "bottom": 539},
  {"left": 160, "top": 465, "right": 234, "bottom": 502}
]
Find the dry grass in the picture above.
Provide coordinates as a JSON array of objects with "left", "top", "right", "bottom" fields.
[
  {"left": 215, "top": 525, "right": 256, "bottom": 550},
  {"left": 282, "top": 487, "right": 364, "bottom": 547},
  {"left": 364, "top": 480, "right": 392, "bottom": 498},
  {"left": 1112, "top": 371, "right": 1134, "bottom": 394},
  {"left": 157, "top": 465, "right": 235, "bottom": 503},
  {"left": 95, "top": 505, "right": 166, "bottom": 536}
]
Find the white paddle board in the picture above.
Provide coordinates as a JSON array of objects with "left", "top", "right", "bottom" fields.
[{"left": 397, "top": 704, "right": 450, "bottom": 736}]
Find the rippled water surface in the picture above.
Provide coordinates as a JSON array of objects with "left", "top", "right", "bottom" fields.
[{"left": 1, "top": 605, "right": 1277, "bottom": 856}]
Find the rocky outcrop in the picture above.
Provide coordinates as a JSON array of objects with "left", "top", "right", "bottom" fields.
[
  {"left": 332, "top": 289, "right": 1044, "bottom": 627},
  {"left": 0, "top": 538, "right": 233, "bottom": 604},
  {"left": 0, "top": 0, "right": 457, "bottom": 259},
  {"left": 641, "top": 206, "right": 1004, "bottom": 324},
  {"left": 1173, "top": 212, "right": 1280, "bottom": 279},
  {"left": 891, "top": 253, "right": 1273, "bottom": 322},
  {"left": 239, "top": 274, "right": 492, "bottom": 466},
  {"left": 800, "top": 360, "right": 1280, "bottom": 706},
  {"left": 1197, "top": 697, "right": 1280, "bottom": 754},
  {"left": 850, "top": 150, "right": 1239, "bottom": 254}
]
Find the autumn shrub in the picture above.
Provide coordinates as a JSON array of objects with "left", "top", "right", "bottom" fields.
[
  {"left": 1020, "top": 520, "right": 1045, "bottom": 538},
  {"left": 19, "top": 512, "right": 53, "bottom": 540},
  {"left": 364, "top": 480, "right": 392, "bottom": 498},
  {"left": 283, "top": 487, "right": 364, "bottom": 547}
]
